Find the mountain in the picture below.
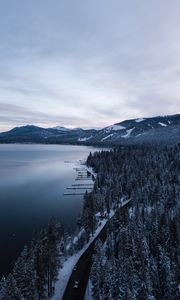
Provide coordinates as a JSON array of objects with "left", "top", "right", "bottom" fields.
[
  {"left": 0, "top": 125, "right": 97, "bottom": 144},
  {"left": 86, "top": 114, "right": 180, "bottom": 145},
  {"left": 0, "top": 114, "right": 180, "bottom": 145},
  {"left": 52, "top": 126, "right": 71, "bottom": 131}
]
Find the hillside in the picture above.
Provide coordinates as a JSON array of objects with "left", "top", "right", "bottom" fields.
[
  {"left": 0, "top": 114, "right": 180, "bottom": 145},
  {"left": 0, "top": 125, "right": 97, "bottom": 145},
  {"left": 87, "top": 114, "right": 180, "bottom": 145}
]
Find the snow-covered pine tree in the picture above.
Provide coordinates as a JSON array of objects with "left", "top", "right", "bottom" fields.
[
  {"left": 1, "top": 274, "right": 21, "bottom": 300},
  {"left": 46, "top": 217, "right": 61, "bottom": 298}
]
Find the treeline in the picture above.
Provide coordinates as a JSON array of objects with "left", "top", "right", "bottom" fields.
[
  {"left": 0, "top": 187, "right": 104, "bottom": 299},
  {"left": 0, "top": 210, "right": 98, "bottom": 300},
  {"left": 87, "top": 145, "right": 180, "bottom": 300},
  {"left": 0, "top": 218, "right": 62, "bottom": 299},
  {"left": 1, "top": 144, "right": 180, "bottom": 299}
]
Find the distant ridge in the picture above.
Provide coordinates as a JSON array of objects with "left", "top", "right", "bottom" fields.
[{"left": 0, "top": 114, "right": 180, "bottom": 145}]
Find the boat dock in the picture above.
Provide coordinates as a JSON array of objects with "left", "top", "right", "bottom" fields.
[
  {"left": 67, "top": 187, "right": 92, "bottom": 190},
  {"left": 64, "top": 193, "right": 85, "bottom": 196},
  {"left": 63, "top": 163, "right": 95, "bottom": 196},
  {"left": 72, "top": 184, "right": 93, "bottom": 186}
]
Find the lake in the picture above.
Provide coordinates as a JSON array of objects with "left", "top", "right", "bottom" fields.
[{"left": 0, "top": 144, "right": 99, "bottom": 277}]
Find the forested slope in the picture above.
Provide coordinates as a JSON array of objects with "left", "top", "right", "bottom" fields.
[
  {"left": 87, "top": 144, "right": 180, "bottom": 300},
  {"left": 0, "top": 144, "right": 179, "bottom": 299}
]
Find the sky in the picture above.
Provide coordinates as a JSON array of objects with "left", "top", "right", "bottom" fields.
[{"left": 0, "top": 0, "right": 180, "bottom": 131}]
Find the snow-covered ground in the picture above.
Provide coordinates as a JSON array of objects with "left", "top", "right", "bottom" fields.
[
  {"left": 78, "top": 136, "right": 93, "bottom": 142},
  {"left": 52, "top": 198, "right": 131, "bottom": 299},
  {"left": 158, "top": 122, "right": 167, "bottom": 127},
  {"left": 122, "top": 127, "right": 135, "bottom": 138},
  {"left": 52, "top": 219, "right": 107, "bottom": 300},
  {"left": 84, "top": 199, "right": 131, "bottom": 300},
  {"left": 83, "top": 165, "right": 97, "bottom": 179},
  {"left": 106, "top": 124, "right": 126, "bottom": 132},
  {"left": 101, "top": 133, "right": 114, "bottom": 141},
  {"left": 85, "top": 279, "right": 93, "bottom": 300},
  {"left": 135, "top": 118, "right": 145, "bottom": 123}
]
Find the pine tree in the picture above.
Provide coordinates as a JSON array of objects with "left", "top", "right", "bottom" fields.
[
  {"left": 46, "top": 217, "right": 61, "bottom": 297},
  {"left": 1, "top": 274, "right": 21, "bottom": 300}
]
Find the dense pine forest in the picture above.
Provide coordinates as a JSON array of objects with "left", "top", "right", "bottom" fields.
[
  {"left": 0, "top": 144, "right": 180, "bottom": 299},
  {"left": 0, "top": 218, "right": 63, "bottom": 299},
  {"left": 87, "top": 144, "right": 180, "bottom": 300}
]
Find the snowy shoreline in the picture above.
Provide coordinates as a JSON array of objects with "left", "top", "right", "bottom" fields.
[{"left": 52, "top": 197, "right": 131, "bottom": 300}]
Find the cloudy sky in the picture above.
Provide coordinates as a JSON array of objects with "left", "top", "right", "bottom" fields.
[{"left": 0, "top": 0, "right": 180, "bottom": 131}]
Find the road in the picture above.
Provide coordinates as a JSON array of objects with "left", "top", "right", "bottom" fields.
[{"left": 62, "top": 201, "right": 131, "bottom": 300}]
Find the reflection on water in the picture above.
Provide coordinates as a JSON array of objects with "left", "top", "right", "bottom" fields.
[{"left": 0, "top": 144, "right": 98, "bottom": 276}]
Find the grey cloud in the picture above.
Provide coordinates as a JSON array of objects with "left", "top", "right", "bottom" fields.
[
  {"left": 0, "top": 0, "right": 180, "bottom": 131},
  {"left": 0, "top": 102, "right": 89, "bottom": 130}
]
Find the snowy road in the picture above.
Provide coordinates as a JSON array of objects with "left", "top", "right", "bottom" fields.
[{"left": 62, "top": 200, "right": 131, "bottom": 300}]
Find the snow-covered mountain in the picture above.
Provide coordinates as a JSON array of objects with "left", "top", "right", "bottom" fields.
[
  {"left": 0, "top": 125, "right": 97, "bottom": 144},
  {"left": 0, "top": 114, "right": 180, "bottom": 145},
  {"left": 86, "top": 114, "right": 180, "bottom": 145},
  {"left": 53, "top": 126, "right": 71, "bottom": 131}
]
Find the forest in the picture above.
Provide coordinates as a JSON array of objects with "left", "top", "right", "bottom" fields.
[
  {"left": 87, "top": 144, "right": 180, "bottom": 300},
  {"left": 0, "top": 143, "right": 180, "bottom": 299}
]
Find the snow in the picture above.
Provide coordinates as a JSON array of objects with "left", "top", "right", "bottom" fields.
[
  {"left": 54, "top": 126, "right": 70, "bottom": 131},
  {"left": 52, "top": 219, "right": 107, "bottom": 300},
  {"left": 122, "top": 127, "right": 135, "bottom": 138},
  {"left": 85, "top": 279, "right": 93, "bottom": 300},
  {"left": 78, "top": 136, "right": 93, "bottom": 142},
  {"left": 120, "top": 197, "right": 131, "bottom": 207},
  {"left": 77, "top": 161, "right": 96, "bottom": 178},
  {"left": 106, "top": 124, "right": 125, "bottom": 132},
  {"left": 52, "top": 198, "right": 131, "bottom": 300},
  {"left": 66, "top": 243, "right": 71, "bottom": 251},
  {"left": 136, "top": 133, "right": 143, "bottom": 137},
  {"left": 83, "top": 165, "right": 97, "bottom": 178},
  {"left": 101, "top": 133, "right": 114, "bottom": 141},
  {"left": 135, "top": 118, "right": 145, "bottom": 123},
  {"left": 129, "top": 207, "right": 135, "bottom": 218},
  {"left": 78, "top": 228, "right": 85, "bottom": 238},
  {"left": 158, "top": 122, "right": 167, "bottom": 127},
  {"left": 145, "top": 206, "right": 153, "bottom": 214},
  {"left": 95, "top": 212, "right": 101, "bottom": 217},
  {"left": 73, "top": 236, "right": 78, "bottom": 244}
]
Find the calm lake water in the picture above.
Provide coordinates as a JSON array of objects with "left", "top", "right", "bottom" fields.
[{"left": 0, "top": 144, "right": 99, "bottom": 277}]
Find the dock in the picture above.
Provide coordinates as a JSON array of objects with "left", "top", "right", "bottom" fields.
[
  {"left": 72, "top": 184, "right": 93, "bottom": 186},
  {"left": 63, "top": 193, "right": 86, "bottom": 196},
  {"left": 63, "top": 162, "right": 95, "bottom": 196},
  {"left": 75, "top": 178, "right": 93, "bottom": 181},
  {"left": 67, "top": 187, "right": 92, "bottom": 190},
  {"left": 76, "top": 177, "right": 91, "bottom": 179}
]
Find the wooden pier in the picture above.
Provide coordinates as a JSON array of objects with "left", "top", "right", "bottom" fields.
[
  {"left": 72, "top": 184, "right": 93, "bottom": 186},
  {"left": 63, "top": 162, "right": 95, "bottom": 196},
  {"left": 67, "top": 187, "right": 92, "bottom": 190},
  {"left": 75, "top": 178, "right": 93, "bottom": 181},
  {"left": 63, "top": 193, "right": 85, "bottom": 196}
]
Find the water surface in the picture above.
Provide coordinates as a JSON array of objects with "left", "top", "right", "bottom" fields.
[{"left": 0, "top": 144, "right": 98, "bottom": 276}]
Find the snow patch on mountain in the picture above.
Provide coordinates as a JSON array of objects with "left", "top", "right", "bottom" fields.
[
  {"left": 53, "top": 126, "right": 71, "bottom": 131},
  {"left": 135, "top": 118, "right": 145, "bottom": 123},
  {"left": 106, "top": 124, "right": 125, "bottom": 132},
  {"left": 101, "top": 133, "right": 114, "bottom": 141},
  {"left": 158, "top": 122, "right": 167, "bottom": 127},
  {"left": 78, "top": 136, "right": 93, "bottom": 142},
  {"left": 122, "top": 127, "right": 135, "bottom": 138}
]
